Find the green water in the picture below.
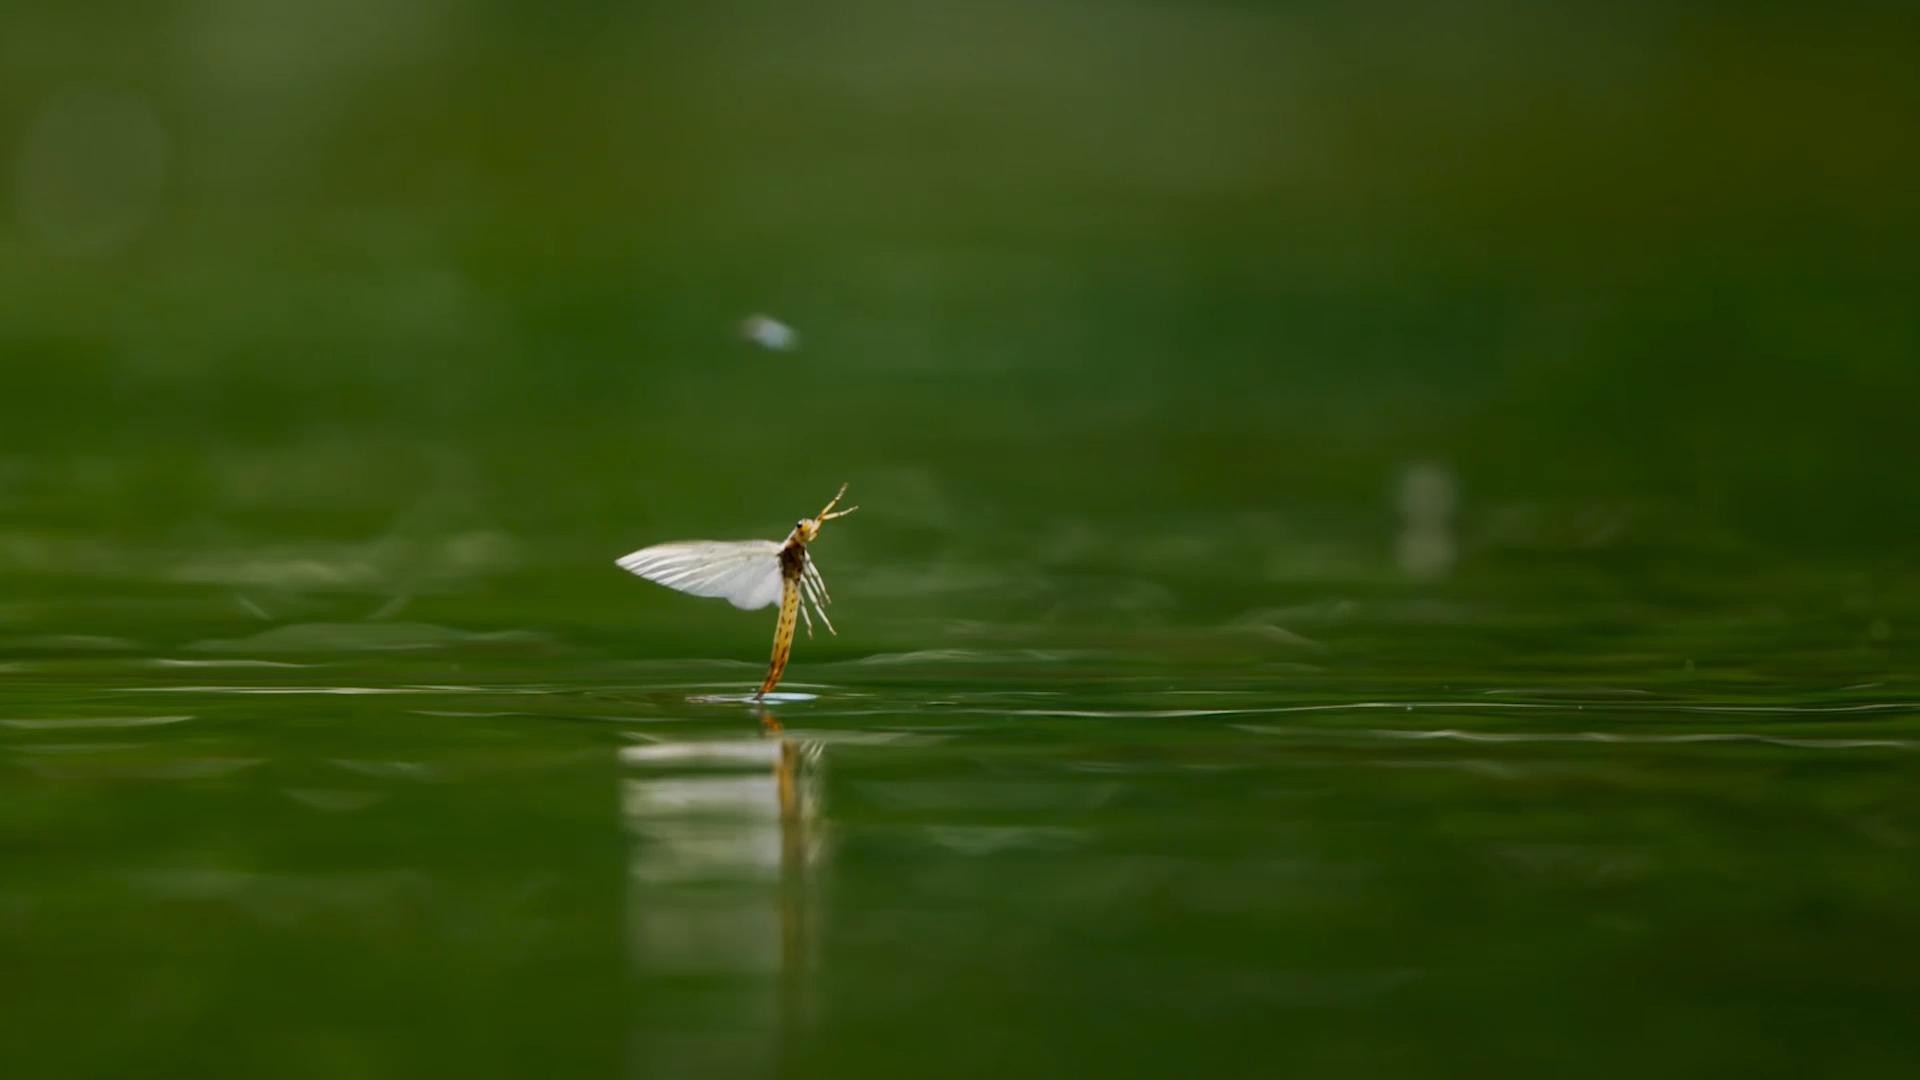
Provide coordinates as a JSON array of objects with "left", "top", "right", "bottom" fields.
[
  {"left": 6, "top": 631, "right": 1918, "bottom": 1078},
  {"left": 5, "top": 2, "right": 1920, "bottom": 1077}
]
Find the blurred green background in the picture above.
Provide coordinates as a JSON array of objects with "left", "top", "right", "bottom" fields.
[
  {"left": 8, "top": 1, "right": 1917, "bottom": 582},
  {"left": 4, "top": 3, "right": 1919, "bottom": 1078}
]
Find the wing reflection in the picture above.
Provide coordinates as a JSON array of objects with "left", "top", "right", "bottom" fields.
[{"left": 620, "top": 711, "right": 824, "bottom": 1077}]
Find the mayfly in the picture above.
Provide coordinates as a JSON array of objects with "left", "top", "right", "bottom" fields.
[{"left": 616, "top": 484, "right": 858, "bottom": 700}]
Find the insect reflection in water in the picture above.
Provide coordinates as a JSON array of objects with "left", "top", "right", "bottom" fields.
[{"left": 620, "top": 711, "right": 824, "bottom": 1074}]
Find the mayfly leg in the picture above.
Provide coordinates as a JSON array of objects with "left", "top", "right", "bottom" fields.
[
  {"left": 800, "top": 559, "right": 835, "bottom": 635},
  {"left": 803, "top": 555, "right": 833, "bottom": 606},
  {"left": 804, "top": 581, "right": 835, "bottom": 636}
]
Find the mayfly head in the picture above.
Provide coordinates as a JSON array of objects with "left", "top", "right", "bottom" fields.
[{"left": 789, "top": 484, "right": 856, "bottom": 547}]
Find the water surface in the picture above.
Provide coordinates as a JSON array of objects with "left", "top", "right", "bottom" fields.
[{"left": 6, "top": 582, "right": 1916, "bottom": 1078}]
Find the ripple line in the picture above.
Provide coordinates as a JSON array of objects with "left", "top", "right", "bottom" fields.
[
  {"left": 2, "top": 714, "right": 192, "bottom": 730},
  {"left": 1233, "top": 724, "right": 1914, "bottom": 750},
  {"left": 959, "top": 700, "right": 1920, "bottom": 720}
]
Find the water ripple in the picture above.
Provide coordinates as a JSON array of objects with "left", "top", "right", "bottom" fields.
[
  {"left": 1234, "top": 724, "right": 1915, "bottom": 750},
  {"left": 24, "top": 756, "right": 264, "bottom": 780},
  {"left": 847, "top": 648, "right": 1088, "bottom": 665},
  {"left": 114, "top": 684, "right": 552, "bottom": 696},
  {"left": 689, "top": 691, "right": 818, "bottom": 704},
  {"left": 2, "top": 714, "right": 192, "bottom": 730},
  {"left": 145, "top": 658, "right": 318, "bottom": 669},
  {"left": 958, "top": 699, "right": 1920, "bottom": 720}
]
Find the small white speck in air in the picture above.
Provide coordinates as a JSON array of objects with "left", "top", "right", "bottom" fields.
[{"left": 740, "top": 314, "right": 798, "bottom": 351}]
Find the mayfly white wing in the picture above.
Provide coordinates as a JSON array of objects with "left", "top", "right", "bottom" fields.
[{"left": 615, "top": 540, "right": 784, "bottom": 610}]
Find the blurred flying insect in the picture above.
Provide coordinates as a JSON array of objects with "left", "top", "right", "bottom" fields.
[
  {"left": 616, "top": 484, "right": 858, "bottom": 700},
  {"left": 740, "top": 313, "right": 798, "bottom": 352}
]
